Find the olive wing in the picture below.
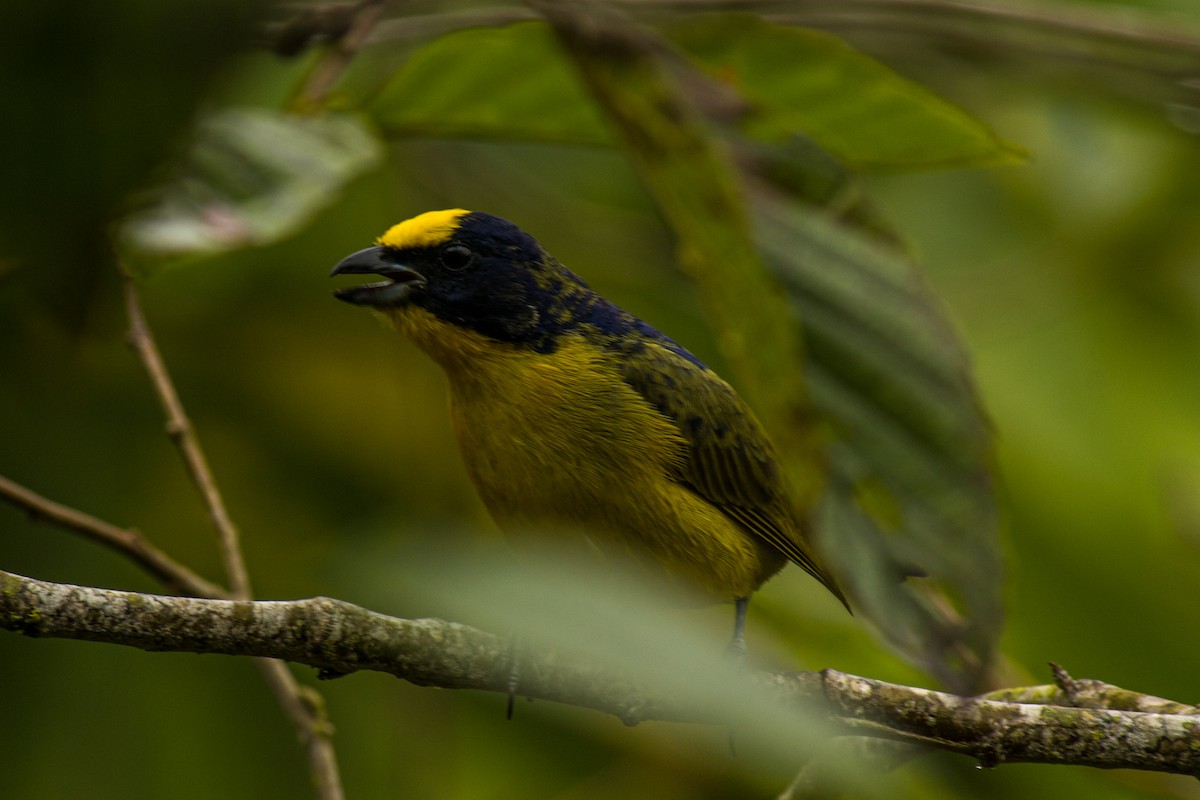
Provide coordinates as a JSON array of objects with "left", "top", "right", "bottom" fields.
[{"left": 619, "top": 340, "right": 844, "bottom": 602}]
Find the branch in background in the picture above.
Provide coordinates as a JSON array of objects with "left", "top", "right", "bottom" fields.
[
  {"left": 121, "top": 273, "right": 252, "bottom": 600},
  {"left": 293, "top": 0, "right": 391, "bottom": 110},
  {"left": 355, "top": 1, "right": 1200, "bottom": 95},
  {"left": 0, "top": 474, "right": 229, "bottom": 599},
  {"left": 1, "top": 478, "right": 348, "bottom": 800},
  {"left": 269, "top": 3, "right": 361, "bottom": 57},
  {"left": 118, "top": 269, "right": 344, "bottom": 800},
  {"left": 368, "top": 7, "right": 536, "bottom": 46},
  {"left": 611, "top": 0, "right": 1200, "bottom": 56},
  {"left": 795, "top": 0, "right": 1200, "bottom": 54},
  {"left": 4, "top": 570, "right": 1198, "bottom": 778},
  {"left": 257, "top": 658, "right": 343, "bottom": 799}
]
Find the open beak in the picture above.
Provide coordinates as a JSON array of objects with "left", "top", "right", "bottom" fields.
[{"left": 330, "top": 246, "right": 426, "bottom": 307}]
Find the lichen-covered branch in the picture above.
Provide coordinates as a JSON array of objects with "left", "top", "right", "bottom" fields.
[
  {"left": 800, "top": 671, "right": 1200, "bottom": 775},
  {"left": 980, "top": 663, "right": 1200, "bottom": 716},
  {"left": 3, "top": 569, "right": 1198, "bottom": 776}
]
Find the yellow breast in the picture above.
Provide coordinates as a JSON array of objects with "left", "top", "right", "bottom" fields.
[{"left": 385, "top": 305, "right": 777, "bottom": 599}]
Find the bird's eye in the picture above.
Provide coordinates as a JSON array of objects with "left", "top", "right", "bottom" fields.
[{"left": 441, "top": 244, "right": 474, "bottom": 272}]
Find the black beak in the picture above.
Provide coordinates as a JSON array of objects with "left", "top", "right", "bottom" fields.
[{"left": 330, "top": 246, "right": 426, "bottom": 307}]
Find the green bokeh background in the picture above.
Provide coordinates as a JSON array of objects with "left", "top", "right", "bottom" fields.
[{"left": 3, "top": 2, "right": 1200, "bottom": 798}]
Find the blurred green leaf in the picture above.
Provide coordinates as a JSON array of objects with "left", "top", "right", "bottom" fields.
[
  {"left": 120, "top": 108, "right": 381, "bottom": 271},
  {"left": 543, "top": 5, "right": 820, "bottom": 491},
  {"left": 370, "top": 22, "right": 614, "bottom": 145},
  {"left": 375, "top": 542, "right": 885, "bottom": 793},
  {"left": 666, "top": 13, "right": 1021, "bottom": 170},
  {"left": 755, "top": 193, "right": 1002, "bottom": 691}
]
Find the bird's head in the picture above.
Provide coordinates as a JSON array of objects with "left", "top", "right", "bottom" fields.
[{"left": 331, "top": 209, "right": 601, "bottom": 350}]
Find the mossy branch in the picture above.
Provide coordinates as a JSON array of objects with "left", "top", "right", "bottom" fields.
[{"left": 4, "top": 568, "right": 1197, "bottom": 777}]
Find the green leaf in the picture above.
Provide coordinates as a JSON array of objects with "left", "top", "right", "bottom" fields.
[
  {"left": 543, "top": 4, "right": 1001, "bottom": 687},
  {"left": 368, "top": 15, "right": 1017, "bottom": 173},
  {"left": 667, "top": 13, "right": 1021, "bottom": 170},
  {"left": 120, "top": 108, "right": 381, "bottom": 271},
  {"left": 542, "top": 4, "right": 819, "bottom": 490},
  {"left": 755, "top": 194, "right": 1003, "bottom": 691},
  {"left": 369, "top": 22, "right": 614, "bottom": 145}
]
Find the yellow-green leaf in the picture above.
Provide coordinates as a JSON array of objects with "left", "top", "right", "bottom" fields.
[
  {"left": 667, "top": 13, "right": 1022, "bottom": 170},
  {"left": 370, "top": 22, "right": 614, "bottom": 145}
]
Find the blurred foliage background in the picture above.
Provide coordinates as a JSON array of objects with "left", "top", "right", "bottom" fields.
[{"left": 3, "top": 1, "right": 1200, "bottom": 798}]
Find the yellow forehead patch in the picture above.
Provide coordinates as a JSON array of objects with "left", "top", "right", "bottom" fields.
[{"left": 377, "top": 209, "right": 470, "bottom": 250}]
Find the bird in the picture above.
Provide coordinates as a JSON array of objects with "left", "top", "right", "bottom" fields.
[{"left": 330, "top": 209, "right": 848, "bottom": 659}]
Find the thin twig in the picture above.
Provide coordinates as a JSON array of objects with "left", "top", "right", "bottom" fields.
[
  {"left": 368, "top": 7, "right": 537, "bottom": 46},
  {"left": 3, "top": 478, "right": 345, "bottom": 800},
  {"left": 611, "top": 0, "right": 1200, "bottom": 54},
  {"left": 121, "top": 272, "right": 253, "bottom": 600},
  {"left": 0, "top": 474, "right": 229, "bottom": 599},
  {"left": 119, "top": 269, "right": 344, "bottom": 800},
  {"left": 256, "top": 658, "right": 344, "bottom": 800},
  {"left": 813, "top": 0, "right": 1200, "bottom": 54},
  {"left": 359, "top": 0, "right": 1200, "bottom": 61}
]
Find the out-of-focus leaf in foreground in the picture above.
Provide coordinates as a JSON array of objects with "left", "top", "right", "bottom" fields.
[
  {"left": 369, "top": 22, "right": 614, "bottom": 145},
  {"left": 371, "top": 542, "right": 882, "bottom": 794},
  {"left": 667, "top": 13, "right": 1020, "bottom": 171},
  {"left": 121, "top": 108, "right": 381, "bottom": 273},
  {"left": 755, "top": 193, "right": 1002, "bottom": 691}
]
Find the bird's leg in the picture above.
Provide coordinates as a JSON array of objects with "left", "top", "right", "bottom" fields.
[
  {"left": 505, "top": 633, "right": 522, "bottom": 720},
  {"left": 725, "top": 596, "right": 749, "bottom": 665},
  {"left": 725, "top": 597, "right": 750, "bottom": 756}
]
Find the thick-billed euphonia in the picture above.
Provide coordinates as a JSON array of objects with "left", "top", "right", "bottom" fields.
[{"left": 331, "top": 209, "right": 848, "bottom": 653}]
